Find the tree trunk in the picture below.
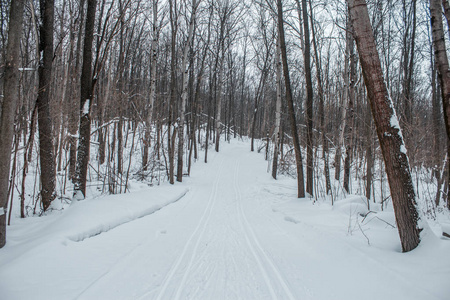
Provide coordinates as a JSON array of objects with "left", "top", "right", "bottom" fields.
[
  {"left": 0, "top": 0, "right": 25, "bottom": 247},
  {"left": 348, "top": 0, "right": 420, "bottom": 252},
  {"left": 301, "top": 0, "right": 314, "bottom": 197},
  {"left": 37, "top": 0, "right": 57, "bottom": 210},
  {"left": 272, "top": 37, "right": 282, "bottom": 180},
  {"left": 343, "top": 21, "right": 356, "bottom": 193},
  {"left": 177, "top": 0, "right": 198, "bottom": 182},
  {"left": 215, "top": 50, "right": 225, "bottom": 153},
  {"left": 168, "top": 0, "right": 178, "bottom": 184},
  {"left": 251, "top": 64, "right": 268, "bottom": 152},
  {"left": 73, "top": 0, "right": 97, "bottom": 199},
  {"left": 432, "top": 0, "right": 450, "bottom": 210},
  {"left": 309, "top": 0, "right": 331, "bottom": 195},
  {"left": 69, "top": 0, "right": 85, "bottom": 181},
  {"left": 144, "top": 0, "right": 159, "bottom": 172},
  {"left": 365, "top": 105, "right": 374, "bottom": 206},
  {"left": 277, "top": 0, "right": 305, "bottom": 198}
]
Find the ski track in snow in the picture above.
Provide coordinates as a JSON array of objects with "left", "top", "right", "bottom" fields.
[
  {"left": 233, "top": 159, "right": 296, "bottom": 300},
  {"left": 148, "top": 158, "right": 226, "bottom": 300}
]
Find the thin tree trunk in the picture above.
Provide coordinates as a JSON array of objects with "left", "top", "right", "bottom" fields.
[
  {"left": 215, "top": 50, "right": 225, "bottom": 153},
  {"left": 348, "top": 0, "right": 421, "bottom": 252},
  {"left": 309, "top": 1, "right": 331, "bottom": 195},
  {"left": 144, "top": 0, "right": 159, "bottom": 171},
  {"left": 302, "top": 0, "right": 314, "bottom": 197},
  {"left": 272, "top": 37, "right": 282, "bottom": 180},
  {"left": 277, "top": 0, "right": 305, "bottom": 198},
  {"left": 251, "top": 64, "right": 268, "bottom": 152},
  {"left": 168, "top": 0, "right": 177, "bottom": 184},
  {"left": 177, "top": 0, "right": 198, "bottom": 182},
  {"left": 343, "top": 22, "right": 356, "bottom": 193}
]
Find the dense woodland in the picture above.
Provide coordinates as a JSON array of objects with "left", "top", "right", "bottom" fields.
[{"left": 0, "top": 0, "right": 449, "bottom": 252}]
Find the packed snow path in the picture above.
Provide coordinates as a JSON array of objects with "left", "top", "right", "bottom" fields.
[{"left": 1, "top": 141, "right": 449, "bottom": 300}]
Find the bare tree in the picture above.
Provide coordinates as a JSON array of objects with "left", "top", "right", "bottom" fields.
[
  {"left": 347, "top": 0, "right": 421, "bottom": 252},
  {"left": 301, "top": 0, "right": 314, "bottom": 196},
  {"left": 143, "top": 0, "right": 161, "bottom": 172},
  {"left": 73, "top": 0, "right": 97, "bottom": 199},
  {"left": 431, "top": 0, "right": 450, "bottom": 209},
  {"left": 37, "top": 0, "right": 57, "bottom": 210},
  {"left": 272, "top": 35, "right": 282, "bottom": 180},
  {"left": 343, "top": 19, "right": 356, "bottom": 194},
  {"left": 309, "top": 1, "right": 331, "bottom": 195},
  {"left": 0, "top": 0, "right": 25, "bottom": 247},
  {"left": 177, "top": 0, "right": 200, "bottom": 182},
  {"left": 277, "top": 0, "right": 305, "bottom": 198}
]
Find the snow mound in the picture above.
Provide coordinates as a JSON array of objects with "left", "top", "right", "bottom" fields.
[
  {"left": 333, "top": 195, "right": 369, "bottom": 216},
  {"left": 0, "top": 185, "right": 188, "bottom": 266}
]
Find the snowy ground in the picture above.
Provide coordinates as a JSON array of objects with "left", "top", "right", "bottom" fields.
[{"left": 0, "top": 140, "right": 449, "bottom": 300}]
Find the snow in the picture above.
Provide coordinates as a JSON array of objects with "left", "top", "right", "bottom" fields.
[
  {"left": 0, "top": 140, "right": 449, "bottom": 300},
  {"left": 400, "top": 144, "right": 407, "bottom": 154},
  {"left": 83, "top": 99, "right": 90, "bottom": 116},
  {"left": 390, "top": 113, "right": 401, "bottom": 130}
]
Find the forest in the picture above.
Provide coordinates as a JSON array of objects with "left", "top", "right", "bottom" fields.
[{"left": 0, "top": 0, "right": 449, "bottom": 255}]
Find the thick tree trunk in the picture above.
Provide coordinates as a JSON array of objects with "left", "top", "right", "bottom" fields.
[
  {"left": 432, "top": 0, "right": 450, "bottom": 210},
  {"left": 277, "top": 0, "right": 305, "bottom": 198},
  {"left": 0, "top": 0, "right": 25, "bottom": 247},
  {"left": 73, "top": 0, "right": 97, "bottom": 199},
  {"left": 348, "top": 0, "right": 421, "bottom": 252},
  {"left": 37, "top": 0, "right": 57, "bottom": 210},
  {"left": 69, "top": 0, "right": 85, "bottom": 180}
]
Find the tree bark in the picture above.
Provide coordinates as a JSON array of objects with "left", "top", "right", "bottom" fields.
[
  {"left": 143, "top": 0, "right": 159, "bottom": 172},
  {"left": 272, "top": 37, "right": 282, "bottom": 180},
  {"left": 343, "top": 21, "right": 356, "bottom": 193},
  {"left": 69, "top": 0, "right": 85, "bottom": 179},
  {"left": 0, "top": 0, "right": 25, "bottom": 247},
  {"left": 302, "top": 0, "right": 314, "bottom": 197},
  {"left": 168, "top": 0, "right": 178, "bottom": 184},
  {"left": 432, "top": 0, "right": 450, "bottom": 210},
  {"left": 348, "top": 0, "right": 421, "bottom": 252},
  {"left": 73, "top": 0, "right": 97, "bottom": 199},
  {"left": 277, "top": 0, "right": 305, "bottom": 198},
  {"left": 177, "top": 0, "right": 198, "bottom": 182},
  {"left": 309, "top": 0, "right": 331, "bottom": 195},
  {"left": 37, "top": 0, "right": 57, "bottom": 210}
]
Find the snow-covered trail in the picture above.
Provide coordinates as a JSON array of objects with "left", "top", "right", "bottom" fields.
[
  {"left": 75, "top": 144, "right": 299, "bottom": 300},
  {"left": 1, "top": 140, "right": 449, "bottom": 300}
]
